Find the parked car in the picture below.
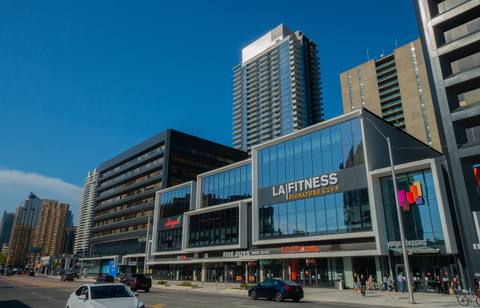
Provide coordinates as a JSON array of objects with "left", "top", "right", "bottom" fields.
[
  {"left": 66, "top": 283, "right": 144, "bottom": 308},
  {"left": 248, "top": 278, "right": 304, "bottom": 302},
  {"left": 123, "top": 274, "right": 152, "bottom": 293},
  {"left": 61, "top": 272, "right": 75, "bottom": 282},
  {"left": 96, "top": 273, "right": 115, "bottom": 283}
]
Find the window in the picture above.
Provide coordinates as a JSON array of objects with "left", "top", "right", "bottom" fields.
[
  {"left": 259, "top": 188, "right": 371, "bottom": 240},
  {"left": 188, "top": 207, "right": 240, "bottom": 247},
  {"left": 380, "top": 169, "right": 444, "bottom": 247},
  {"left": 201, "top": 164, "right": 252, "bottom": 207}
]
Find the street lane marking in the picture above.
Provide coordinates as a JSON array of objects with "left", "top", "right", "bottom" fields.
[
  {"left": 186, "top": 299, "right": 209, "bottom": 303},
  {"left": 148, "top": 305, "right": 164, "bottom": 308}
]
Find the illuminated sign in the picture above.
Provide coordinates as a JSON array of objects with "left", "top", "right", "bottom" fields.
[
  {"left": 397, "top": 181, "right": 424, "bottom": 211},
  {"left": 280, "top": 245, "right": 320, "bottom": 254},
  {"left": 164, "top": 215, "right": 182, "bottom": 228},
  {"left": 272, "top": 173, "right": 339, "bottom": 201},
  {"left": 387, "top": 239, "right": 427, "bottom": 249}
]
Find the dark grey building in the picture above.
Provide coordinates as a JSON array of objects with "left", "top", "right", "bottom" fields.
[
  {"left": 0, "top": 211, "right": 14, "bottom": 247},
  {"left": 85, "top": 129, "right": 247, "bottom": 275},
  {"left": 414, "top": 0, "right": 480, "bottom": 285}
]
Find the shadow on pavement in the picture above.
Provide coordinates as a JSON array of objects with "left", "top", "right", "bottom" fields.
[{"left": 0, "top": 300, "right": 31, "bottom": 308}]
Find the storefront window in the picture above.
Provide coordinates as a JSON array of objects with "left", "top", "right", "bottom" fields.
[
  {"left": 201, "top": 164, "right": 251, "bottom": 207},
  {"left": 188, "top": 207, "right": 239, "bottom": 247},
  {"left": 259, "top": 188, "right": 371, "bottom": 239},
  {"left": 258, "top": 118, "right": 364, "bottom": 189},
  {"left": 380, "top": 169, "right": 445, "bottom": 247}
]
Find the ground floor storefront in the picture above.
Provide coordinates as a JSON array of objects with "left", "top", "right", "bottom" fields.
[{"left": 149, "top": 253, "right": 461, "bottom": 290}]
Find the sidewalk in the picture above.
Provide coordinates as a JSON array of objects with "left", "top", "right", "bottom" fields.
[{"left": 152, "top": 280, "right": 458, "bottom": 307}]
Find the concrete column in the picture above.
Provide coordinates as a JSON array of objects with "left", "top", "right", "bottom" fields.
[
  {"left": 176, "top": 269, "right": 180, "bottom": 281},
  {"left": 193, "top": 268, "right": 197, "bottom": 281},
  {"left": 343, "top": 257, "right": 354, "bottom": 288},
  {"left": 375, "top": 256, "right": 383, "bottom": 281},
  {"left": 201, "top": 263, "right": 206, "bottom": 282},
  {"left": 259, "top": 262, "right": 265, "bottom": 282},
  {"left": 245, "top": 263, "right": 248, "bottom": 283}
]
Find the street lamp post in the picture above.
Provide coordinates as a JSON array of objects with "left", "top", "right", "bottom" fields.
[
  {"left": 387, "top": 137, "right": 415, "bottom": 304},
  {"left": 364, "top": 115, "right": 415, "bottom": 304},
  {"left": 143, "top": 214, "right": 151, "bottom": 274}
]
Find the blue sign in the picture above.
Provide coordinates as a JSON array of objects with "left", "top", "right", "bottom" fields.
[{"left": 108, "top": 260, "right": 118, "bottom": 277}]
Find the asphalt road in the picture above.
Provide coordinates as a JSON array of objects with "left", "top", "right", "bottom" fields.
[{"left": 0, "top": 275, "right": 373, "bottom": 308}]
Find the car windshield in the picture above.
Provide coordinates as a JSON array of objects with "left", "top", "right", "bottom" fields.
[{"left": 90, "top": 285, "right": 133, "bottom": 299}]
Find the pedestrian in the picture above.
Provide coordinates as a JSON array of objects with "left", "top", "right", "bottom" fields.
[
  {"left": 367, "top": 274, "right": 375, "bottom": 291},
  {"left": 360, "top": 274, "right": 367, "bottom": 296},
  {"left": 383, "top": 274, "right": 388, "bottom": 291},
  {"left": 397, "top": 272, "right": 405, "bottom": 293},
  {"left": 353, "top": 273, "right": 358, "bottom": 294},
  {"left": 450, "top": 276, "right": 460, "bottom": 295},
  {"left": 387, "top": 275, "right": 396, "bottom": 299},
  {"left": 435, "top": 274, "right": 443, "bottom": 294}
]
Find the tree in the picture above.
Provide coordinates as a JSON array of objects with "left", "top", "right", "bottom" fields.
[{"left": 0, "top": 253, "right": 6, "bottom": 267}]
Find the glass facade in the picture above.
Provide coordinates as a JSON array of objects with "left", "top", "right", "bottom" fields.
[
  {"left": 259, "top": 188, "right": 371, "bottom": 239},
  {"left": 155, "top": 185, "right": 191, "bottom": 252},
  {"left": 279, "top": 41, "right": 293, "bottom": 134},
  {"left": 258, "top": 118, "right": 364, "bottom": 189},
  {"left": 188, "top": 207, "right": 239, "bottom": 247},
  {"left": 158, "top": 186, "right": 191, "bottom": 218},
  {"left": 201, "top": 164, "right": 251, "bottom": 207},
  {"left": 380, "top": 169, "right": 445, "bottom": 248}
]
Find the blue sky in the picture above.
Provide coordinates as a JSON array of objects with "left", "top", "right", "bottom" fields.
[{"left": 0, "top": 0, "right": 419, "bottom": 217}]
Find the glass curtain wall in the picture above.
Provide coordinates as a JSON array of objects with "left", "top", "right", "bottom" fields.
[
  {"left": 188, "top": 207, "right": 239, "bottom": 247},
  {"left": 380, "top": 169, "right": 445, "bottom": 248},
  {"left": 156, "top": 186, "right": 191, "bottom": 251},
  {"left": 258, "top": 118, "right": 364, "bottom": 189},
  {"left": 201, "top": 164, "right": 251, "bottom": 207}
]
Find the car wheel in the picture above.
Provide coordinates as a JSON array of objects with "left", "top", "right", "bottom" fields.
[
  {"left": 249, "top": 290, "right": 257, "bottom": 300},
  {"left": 275, "top": 292, "right": 284, "bottom": 302},
  {"left": 293, "top": 297, "right": 301, "bottom": 302},
  {"left": 145, "top": 288, "right": 150, "bottom": 293}
]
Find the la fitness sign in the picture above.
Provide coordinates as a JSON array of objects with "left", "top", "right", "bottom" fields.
[{"left": 272, "top": 172, "right": 339, "bottom": 201}]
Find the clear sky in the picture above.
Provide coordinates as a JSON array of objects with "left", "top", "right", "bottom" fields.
[{"left": 0, "top": 0, "right": 419, "bottom": 217}]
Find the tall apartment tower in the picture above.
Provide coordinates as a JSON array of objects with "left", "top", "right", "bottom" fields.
[
  {"left": 340, "top": 39, "right": 442, "bottom": 151},
  {"left": 0, "top": 211, "right": 14, "bottom": 247},
  {"left": 415, "top": 0, "right": 480, "bottom": 286},
  {"left": 32, "top": 200, "right": 69, "bottom": 257},
  {"left": 233, "top": 24, "right": 323, "bottom": 151},
  {"left": 7, "top": 193, "right": 43, "bottom": 266},
  {"left": 73, "top": 169, "right": 98, "bottom": 256}
]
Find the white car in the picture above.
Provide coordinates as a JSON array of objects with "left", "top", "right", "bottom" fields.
[{"left": 66, "top": 283, "right": 145, "bottom": 308}]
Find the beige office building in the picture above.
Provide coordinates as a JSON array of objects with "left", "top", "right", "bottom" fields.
[{"left": 340, "top": 39, "right": 441, "bottom": 152}]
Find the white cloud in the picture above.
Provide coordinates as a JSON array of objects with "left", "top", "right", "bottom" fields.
[{"left": 0, "top": 169, "right": 82, "bottom": 220}]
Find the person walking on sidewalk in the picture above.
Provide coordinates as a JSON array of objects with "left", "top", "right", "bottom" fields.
[
  {"left": 383, "top": 274, "right": 388, "bottom": 291},
  {"left": 397, "top": 272, "right": 405, "bottom": 293},
  {"left": 360, "top": 274, "right": 367, "bottom": 297},
  {"left": 387, "top": 275, "right": 396, "bottom": 299},
  {"left": 435, "top": 275, "right": 443, "bottom": 294}
]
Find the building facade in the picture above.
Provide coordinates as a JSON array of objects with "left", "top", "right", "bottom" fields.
[
  {"left": 233, "top": 24, "right": 323, "bottom": 152},
  {"left": 0, "top": 211, "right": 14, "bottom": 247},
  {"left": 83, "top": 129, "right": 247, "bottom": 275},
  {"left": 340, "top": 39, "right": 442, "bottom": 151},
  {"left": 149, "top": 109, "right": 460, "bottom": 289},
  {"left": 6, "top": 193, "right": 43, "bottom": 266},
  {"left": 415, "top": 0, "right": 480, "bottom": 286},
  {"left": 73, "top": 169, "right": 98, "bottom": 256},
  {"left": 32, "top": 200, "right": 70, "bottom": 258}
]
